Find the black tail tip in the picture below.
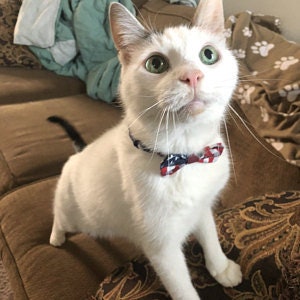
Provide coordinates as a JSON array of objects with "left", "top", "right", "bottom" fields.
[{"left": 47, "top": 116, "right": 63, "bottom": 123}]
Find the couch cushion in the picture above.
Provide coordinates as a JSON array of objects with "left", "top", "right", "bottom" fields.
[
  {"left": 0, "top": 0, "right": 42, "bottom": 69},
  {"left": 0, "top": 177, "right": 140, "bottom": 300},
  {"left": 0, "top": 94, "right": 121, "bottom": 195},
  {"left": 92, "top": 191, "right": 300, "bottom": 299},
  {"left": 137, "top": 0, "right": 194, "bottom": 29},
  {"left": 0, "top": 68, "right": 86, "bottom": 104}
]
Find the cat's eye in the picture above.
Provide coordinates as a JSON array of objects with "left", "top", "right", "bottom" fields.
[
  {"left": 199, "top": 46, "right": 219, "bottom": 65},
  {"left": 145, "top": 55, "right": 169, "bottom": 74}
]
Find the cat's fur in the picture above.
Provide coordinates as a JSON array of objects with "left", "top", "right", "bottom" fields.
[{"left": 49, "top": 1, "right": 242, "bottom": 299}]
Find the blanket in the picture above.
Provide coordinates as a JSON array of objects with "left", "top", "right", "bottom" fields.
[
  {"left": 14, "top": 0, "right": 135, "bottom": 103},
  {"left": 225, "top": 12, "right": 300, "bottom": 167}
]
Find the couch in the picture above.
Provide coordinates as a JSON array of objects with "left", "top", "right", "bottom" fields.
[{"left": 0, "top": 0, "right": 299, "bottom": 299}]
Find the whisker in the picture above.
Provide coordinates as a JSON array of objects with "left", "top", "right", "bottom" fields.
[
  {"left": 128, "top": 99, "right": 164, "bottom": 129},
  {"left": 228, "top": 104, "right": 285, "bottom": 161},
  {"left": 172, "top": 110, "right": 177, "bottom": 131},
  {"left": 227, "top": 107, "right": 244, "bottom": 131},
  {"left": 152, "top": 107, "right": 167, "bottom": 157},
  {"left": 223, "top": 117, "right": 237, "bottom": 184},
  {"left": 238, "top": 78, "right": 292, "bottom": 84},
  {"left": 135, "top": 6, "right": 155, "bottom": 33},
  {"left": 166, "top": 108, "right": 170, "bottom": 157}
]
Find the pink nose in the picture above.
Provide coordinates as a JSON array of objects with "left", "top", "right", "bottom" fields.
[{"left": 179, "top": 70, "right": 203, "bottom": 88}]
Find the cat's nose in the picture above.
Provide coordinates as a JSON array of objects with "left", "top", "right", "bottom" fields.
[{"left": 179, "top": 70, "right": 203, "bottom": 87}]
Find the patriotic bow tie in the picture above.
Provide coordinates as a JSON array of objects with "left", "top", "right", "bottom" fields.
[
  {"left": 160, "top": 143, "right": 224, "bottom": 176},
  {"left": 129, "top": 130, "right": 224, "bottom": 176}
]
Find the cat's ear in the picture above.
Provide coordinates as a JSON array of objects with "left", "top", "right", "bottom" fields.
[
  {"left": 192, "top": 0, "right": 224, "bottom": 34},
  {"left": 109, "top": 2, "right": 149, "bottom": 63}
]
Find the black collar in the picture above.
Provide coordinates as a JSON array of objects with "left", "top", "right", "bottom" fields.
[{"left": 129, "top": 130, "right": 164, "bottom": 157}]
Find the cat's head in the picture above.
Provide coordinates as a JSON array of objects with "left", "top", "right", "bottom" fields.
[{"left": 109, "top": 0, "right": 238, "bottom": 128}]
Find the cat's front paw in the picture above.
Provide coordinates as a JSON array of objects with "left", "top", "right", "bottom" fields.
[
  {"left": 50, "top": 230, "right": 66, "bottom": 247},
  {"left": 214, "top": 259, "right": 242, "bottom": 287}
]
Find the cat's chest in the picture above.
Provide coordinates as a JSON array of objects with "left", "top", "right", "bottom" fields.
[
  {"left": 133, "top": 150, "right": 230, "bottom": 207},
  {"left": 163, "top": 161, "right": 228, "bottom": 200}
]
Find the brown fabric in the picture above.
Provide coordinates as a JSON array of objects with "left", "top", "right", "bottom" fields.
[
  {"left": 0, "top": 0, "right": 42, "bottom": 69},
  {"left": 0, "top": 95, "right": 121, "bottom": 195},
  {"left": 0, "top": 178, "right": 140, "bottom": 300},
  {"left": 0, "top": 68, "right": 86, "bottom": 104},
  {"left": 137, "top": 0, "right": 194, "bottom": 29},
  {"left": 133, "top": 0, "right": 148, "bottom": 9},
  {"left": 220, "top": 101, "right": 300, "bottom": 208},
  {"left": 226, "top": 12, "right": 300, "bottom": 166},
  {"left": 0, "top": 259, "right": 13, "bottom": 300},
  {"left": 92, "top": 191, "right": 300, "bottom": 300}
]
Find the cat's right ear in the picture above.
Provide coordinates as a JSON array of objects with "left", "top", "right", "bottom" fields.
[{"left": 109, "top": 2, "right": 149, "bottom": 63}]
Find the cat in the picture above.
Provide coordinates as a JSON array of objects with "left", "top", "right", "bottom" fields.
[{"left": 49, "top": 0, "right": 242, "bottom": 299}]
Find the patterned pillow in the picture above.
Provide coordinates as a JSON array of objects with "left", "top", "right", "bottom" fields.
[
  {"left": 0, "top": 0, "right": 42, "bottom": 68},
  {"left": 226, "top": 12, "right": 300, "bottom": 166},
  {"left": 91, "top": 191, "right": 300, "bottom": 299}
]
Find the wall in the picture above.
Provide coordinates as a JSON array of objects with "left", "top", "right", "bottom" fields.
[{"left": 223, "top": 0, "right": 300, "bottom": 42}]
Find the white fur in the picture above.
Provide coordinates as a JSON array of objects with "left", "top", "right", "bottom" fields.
[{"left": 50, "top": 1, "right": 242, "bottom": 299}]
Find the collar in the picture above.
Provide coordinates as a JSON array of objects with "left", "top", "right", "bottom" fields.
[
  {"left": 129, "top": 130, "right": 164, "bottom": 157},
  {"left": 129, "top": 130, "right": 224, "bottom": 176}
]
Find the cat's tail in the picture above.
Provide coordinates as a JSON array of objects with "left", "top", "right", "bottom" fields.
[{"left": 47, "top": 116, "right": 87, "bottom": 152}]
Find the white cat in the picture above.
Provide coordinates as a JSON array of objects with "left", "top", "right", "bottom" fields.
[{"left": 49, "top": 1, "right": 242, "bottom": 299}]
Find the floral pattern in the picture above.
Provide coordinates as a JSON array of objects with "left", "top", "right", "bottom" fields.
[
  {"left": 92, "top": 191, "right": 300, "bottom": 300},
  {"left": 0, "top": 0, "right": 42, "bottom": 68}
]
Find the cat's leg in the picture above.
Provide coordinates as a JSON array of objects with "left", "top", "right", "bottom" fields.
[
  {"left": 193, "top": 208, "right": 242, "bottom": 287},
  {"left": 50, "top": 217, "right": 66, "bottom": 247},
  {"left": 144, "top": 242, "right": 200, "bottom": 300},
  {"left": 49, "top": 175, "right": 70, "bottom": 247}
]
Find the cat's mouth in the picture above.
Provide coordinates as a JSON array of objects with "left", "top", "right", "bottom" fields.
[{"left": 178, "top": 97, "right": 207, "bottom": 116}]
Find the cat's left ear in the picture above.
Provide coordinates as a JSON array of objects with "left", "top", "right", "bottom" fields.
[
  {"left": 109, "top": 2, "right": 149, "bottom": 63},
  {"left": 192, "top": 0, "right": 224, "bottom": 34}
]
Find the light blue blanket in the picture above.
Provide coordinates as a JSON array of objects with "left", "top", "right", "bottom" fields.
[{"left": 29, "top": 0, "right": 135, "bottom": 103}]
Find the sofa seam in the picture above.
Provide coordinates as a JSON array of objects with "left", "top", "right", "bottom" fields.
[
  {"left": 0, "top": 150, "right": 17, "bottom": 190},
  {"left": 0, "top": 222, "right": 29, "bottom": 300},
  {"left": 0, "top": 175, "right": 59, "bottom": 201}
]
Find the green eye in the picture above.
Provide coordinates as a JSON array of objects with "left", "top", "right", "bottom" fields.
[
  {"left": 200, "top": 46, "right": 219, "bottom": 65},
  {"left": 145, "top": 55, "right": 169, "bottom": 74}
]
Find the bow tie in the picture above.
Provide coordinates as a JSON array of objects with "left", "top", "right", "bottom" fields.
[
  {"left": 160, "top": 143, "right": 224, "bottom": 176},
  {"left": 129, "top": 131, "right": 224, "bottom": 176}
]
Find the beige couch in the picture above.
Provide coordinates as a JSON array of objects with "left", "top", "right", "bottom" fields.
[{"left": 0, "top": 0, "right": 299, "bottom": 299}]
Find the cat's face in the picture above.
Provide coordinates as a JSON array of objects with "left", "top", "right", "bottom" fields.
[{"left": 110, "top": 0, "right": 238, "bottom": 126}]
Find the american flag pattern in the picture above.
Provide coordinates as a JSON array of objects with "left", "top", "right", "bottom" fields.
[
  {"left": 129, "top": 131, "right": 224, "bottom": 177},
  {"left": 160, "top": 143, "right": 224, "bottom": 176}
]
